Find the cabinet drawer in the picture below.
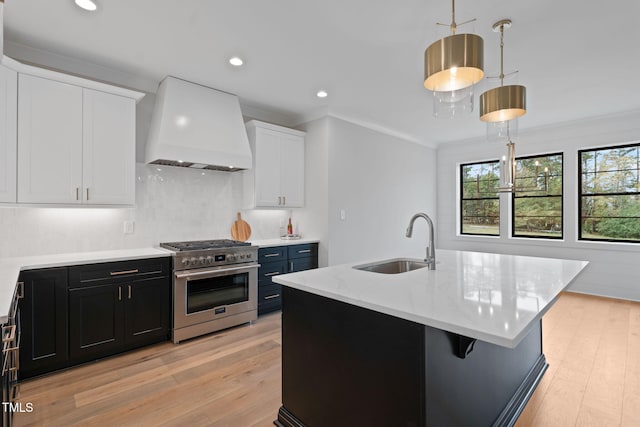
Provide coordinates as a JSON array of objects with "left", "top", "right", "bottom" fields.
[
  {"left": 258, "top": 283, "right": 282, "bottom": 315},
  {"left": 68, "top": 257, "right": 171, "bottom": 287},
  {"left": 288, "top": 243, "right": 318, "bottom": 260},
  {"left": 258, "top": 283, "right": 282, "bottom": 301},
  {"left": 258, "top": 247, "right": 287, "bottom": 263},
  {"left": 289, "top": 257, "right": 318, "bottom": 273},
  {"left": 259, "top": 260, "right": 288, "bottom": 283}
]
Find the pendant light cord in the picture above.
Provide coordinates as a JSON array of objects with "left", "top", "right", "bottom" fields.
[
  {"left": 451, "top": 0, "right": 457, "bottom": 34},
  {"left": 499, "top": 24, "right": 505, "bottom": 85}
]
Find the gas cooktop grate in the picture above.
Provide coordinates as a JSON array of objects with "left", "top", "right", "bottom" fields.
[{"left": 160, "top": 239, "right": 251, "bottom": 251}]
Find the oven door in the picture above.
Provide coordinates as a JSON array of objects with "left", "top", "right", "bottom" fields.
[{"left": 174, "top": 263, "right": 258, "bottom": 329}]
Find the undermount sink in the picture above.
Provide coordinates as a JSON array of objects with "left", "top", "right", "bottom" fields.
[{"left": 352, "top": 258, "right": 429, "bottom": 274}]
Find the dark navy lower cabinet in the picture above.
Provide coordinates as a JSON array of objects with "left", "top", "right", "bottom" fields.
[
  {"left": 19, "top": 257, "right": 171, "bottom": 379},
  {"left": 257, "top": 243, "right": 318, "bottom": 315},
  {"left": 68, "top": 258, "right": 171, "bottom": 365},
  {"left": 275, "top": 287, "right": 548, "bottom": 427},
  {"left": 19, "top": 268, "right": 69, "bottom": 379}
]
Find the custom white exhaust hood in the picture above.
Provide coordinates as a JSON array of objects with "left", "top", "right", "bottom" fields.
[{"left": 145, "top": 76, "right": 252, "bottom": 171}]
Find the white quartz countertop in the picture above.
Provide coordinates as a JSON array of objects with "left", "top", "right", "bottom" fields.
[
  {"left": 0, "top": 248, "right": 172, "bottom": 322},
  {"left": 273, "top": 249, "right": 588, "bottom": 348},
  {"left": 249, "top": 238, "right": 319, "bottom": 248}
]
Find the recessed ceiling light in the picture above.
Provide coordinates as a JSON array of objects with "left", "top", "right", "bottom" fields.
[
  {"left": 229, "top": 57, "right": 244, "bottom": 67},
  {"left": 316, "top": 90, "right": 328, "bottom": 98},
  {"left": 75, "top": 0, "right": 98, "bottom": 11}
]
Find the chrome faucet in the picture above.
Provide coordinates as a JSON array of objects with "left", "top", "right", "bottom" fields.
[{"left": 406, "top": 213, "right": 436, "bottom": 270}]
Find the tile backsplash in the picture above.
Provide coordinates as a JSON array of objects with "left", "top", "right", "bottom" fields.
[{"left": 0, "top": 163, "right": 295, "bottom": 258}]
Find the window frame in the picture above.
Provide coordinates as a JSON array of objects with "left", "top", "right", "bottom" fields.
[
  {"left": 511, "top": 152, "right": 564, "bottom": 240},
  {"left": 578, "top": 142, "right": 640, "bottom": 244},
  {"left": 459, "top": 160, "right": 501, "bottom": 237}
]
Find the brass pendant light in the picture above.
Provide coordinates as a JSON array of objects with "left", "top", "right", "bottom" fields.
[
  {"left": 479, "top": 19, "right": 526, "bottom": 122},
  {"left": 424, "top": 0, "right": 484, "bottom": 92}
]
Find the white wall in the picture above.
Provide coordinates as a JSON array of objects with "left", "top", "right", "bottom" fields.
[
  {"left": 328, "top": 117, "right": 437, "bottom": 265},
  {"left": 1, "top": 3, "right": 4, "bottom": 55},
  {"left": 437, "top": 110, "right": 640, "bottom": 301},
  {"left": 296, "top": 117, "right": 329, "bottom": 267}
]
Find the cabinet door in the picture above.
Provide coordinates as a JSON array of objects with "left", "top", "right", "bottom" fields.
[
  {"left": 279, "top": 133, "right": 305, "bottom": 207},
  {"left": 0, "top": 65, "right": 17, "bottom": 203},
  {"left": 254, "top": 128, "right": 282, "bottom": 207},
  {"left": 289, "top": 257, "right": 318, "bottom": 273},
  {"left": 82, "top": 89, "right": 136, "bottom": 205},
  {"left": 124, "top": 277, "right": 170, "bottom": 345},
  {"left": 17, "top": 74, "right": 83, "bottom": 204},
  {"left": 19, "top": 268, "right": 69, "bottom": 379},
  {"left": 69, "top": 284, "right": 125, "bottom": 361}
]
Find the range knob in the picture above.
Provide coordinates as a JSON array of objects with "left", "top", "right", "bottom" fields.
[
  {"left": 182, "top": 258, "right": 190, "bottom": 267},
  {"left": 190, "top": 257, "right": 198, "bottom": 265},
  {"left": 198, "top": 256, "right": 205, "bottom": 265},
  {"left": 227, "top": 254, "right": 237, "bottom": 262},
  {"left": 206, "top": 256, "right": 213, "bottom": 264}
]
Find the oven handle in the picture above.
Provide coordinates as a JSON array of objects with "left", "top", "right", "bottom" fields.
[{"left": 175, "top": 263, "right": 259, "bottom": 279}]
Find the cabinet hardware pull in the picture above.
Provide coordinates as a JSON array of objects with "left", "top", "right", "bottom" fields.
[
  {"left": 278, "top": 196, "right": 282, "bottom": 205},
  {"left": 264, "top": 294, "right": 280, "bottom": 300},
  {"left": 264, "top": 253, "right": 280, "bottom": 258},
  {"left": 2, "top": 325, "right": 16, "bottom": 343},
  {"left": 16, "top": 281, "right": 24, "bottom": 299},
  {"left": 290, "top": 261, "right": 294, "bottom": 271},
  {"left": 128, "top": 285, "right": 132, "bottom": 299},
  {"left": 110, "top": 269, "right": 139, "bottom": 276},
  {"left": 264, "top": 271, "right": 280, "bottom": 277},
  {"left": 118, "top": 286, "right": 122, "bottom": 301},
  {"left": 297, "top": 249, "right": 311, "bottom": 253},
  {"left": 283, "top": 196, "right": 286, "bottom": 205},
  {"left": 86, "top": 188, "right": 90, "bottom": 201},
  {"left": 76, "top": 187, "right": 80, "bottom": 201}
]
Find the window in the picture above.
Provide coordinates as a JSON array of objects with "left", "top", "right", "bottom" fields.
[
  {"left": 512, "top": 153, "right": 563, "bottom": 239},
  {"left": 460, "top": 161, "right": 500, "bottom": 236},
  {"left": 579, "top": 143, "right": 640, "bottom": 242}
]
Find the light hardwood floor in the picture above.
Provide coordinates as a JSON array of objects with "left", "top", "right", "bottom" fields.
[{"left": 14, "top": 292, "right": 640, "bottom": 426}]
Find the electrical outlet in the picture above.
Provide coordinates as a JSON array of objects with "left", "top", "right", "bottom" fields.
[{"left": 123, "top": 220, "right": 135, "bottom": 234}]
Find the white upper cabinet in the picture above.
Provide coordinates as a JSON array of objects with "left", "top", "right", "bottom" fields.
[
  {"left": 18, "top": 74, "right": 83, "bottom": 204},
  {"left": 0, "top": 64, "right": 17, "bottom": 203},
  {"left": 278, "top": 133, "right": 305, "bottom": 207},
  {"left": 82, "top": 89, "right": 136, "bottom": 205},
  {"left": 16, "top": 68, "right": 141, "bottom": 205},
  {"left": 244, "top": 120, "right": 306, "bottom": 208}
]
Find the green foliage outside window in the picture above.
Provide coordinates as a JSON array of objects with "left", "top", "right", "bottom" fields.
[
  {"left": 512, "top": 154, "right": 563, "bottom": 238},
  {"left": 460, "top": 161, "right": 500, "bottom": 235},
  {"left": 579, "top": 144, "right": 640, "bottom": 242}
]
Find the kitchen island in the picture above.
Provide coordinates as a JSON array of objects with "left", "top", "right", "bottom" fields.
[{"left": 272, "top": 250, "right": 588, "bottom": 427}]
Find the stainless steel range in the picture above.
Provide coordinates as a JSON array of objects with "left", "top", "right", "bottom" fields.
[{"left": 161, "top": 239, "right": 259, "bottom": 344}]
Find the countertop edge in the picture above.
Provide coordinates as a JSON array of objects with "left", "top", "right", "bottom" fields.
[{"left": 0, "top": 248, "right": 173, "bottom": 323}]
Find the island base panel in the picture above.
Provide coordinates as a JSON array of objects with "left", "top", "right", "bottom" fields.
[{"left": 277, "top": 287, "right": 547, "bottom": 427}]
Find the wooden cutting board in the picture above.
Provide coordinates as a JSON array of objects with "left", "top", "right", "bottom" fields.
[{"left": 231, "top": 212, "right": 251, "bottom": 241}]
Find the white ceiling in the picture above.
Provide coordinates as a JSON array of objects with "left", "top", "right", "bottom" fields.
[{"left": 3, "top": 0, "right": 640, "bottom": 146}]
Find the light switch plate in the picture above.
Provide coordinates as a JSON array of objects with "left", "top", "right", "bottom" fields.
[{"left": 123, "top": 220, "right": 135, "bottom": 234}]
